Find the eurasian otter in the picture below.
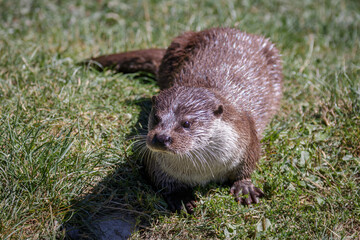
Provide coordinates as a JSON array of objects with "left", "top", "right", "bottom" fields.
[{"left": 87, "top": 28, "right": 283, "bottom": 214}]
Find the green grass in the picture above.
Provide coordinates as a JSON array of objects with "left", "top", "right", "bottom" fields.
[{"left": 0, "top": 0, "right": 359, "bottom": 239}]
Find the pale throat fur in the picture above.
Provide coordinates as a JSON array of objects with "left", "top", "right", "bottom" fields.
[{"left": 147, "top": 117, "right": 245, "bottom": 186}]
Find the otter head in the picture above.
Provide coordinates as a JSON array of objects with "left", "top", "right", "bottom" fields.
[{"left": 146, "top": 86, "right": 223, "bottom": 155}]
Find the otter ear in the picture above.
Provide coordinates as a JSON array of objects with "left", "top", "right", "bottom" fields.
[
  {"left": 151, "top": 96, "right": 157, "bottom": 104},
  {"left": 214, "top": 105, "right": 223, "bottom": 117}
]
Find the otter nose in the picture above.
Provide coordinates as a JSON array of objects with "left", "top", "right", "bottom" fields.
[{"left": 153, "top": 134, "right": 172, "bottom": 147}]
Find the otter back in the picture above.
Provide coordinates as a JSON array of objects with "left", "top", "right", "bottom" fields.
[{"left": 158, "top": 28, "right": 282, "bottom": 135}]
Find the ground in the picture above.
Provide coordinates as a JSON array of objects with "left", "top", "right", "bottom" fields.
[{"left": 0, "top": 0, "right": 359, "bottom": 239}]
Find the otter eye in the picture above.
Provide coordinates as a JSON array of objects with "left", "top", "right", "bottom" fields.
[
  {"left": 153, "top": 114, "right": 161, "bottom": 125},
  {"left": 182, "top": 121, "right": 191, "bottom": 129}
]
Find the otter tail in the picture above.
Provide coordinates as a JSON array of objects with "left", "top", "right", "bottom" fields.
[{"left": 84, "top": 48, "right": 166, "bottom": 75}]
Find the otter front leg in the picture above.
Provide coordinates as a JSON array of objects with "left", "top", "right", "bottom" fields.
[
  {"left": 163, "top": 187, "right": 197, "bottom": 214},
  {"left": 144, "top": 159, "right": 197, "bottom": 213},
  {"left": 230, "top": 179, "right": 264, "bottom": 205}
]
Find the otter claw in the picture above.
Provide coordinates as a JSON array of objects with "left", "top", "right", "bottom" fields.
[
  {"left": 230, "top": 179, "right": 264, "bottom": 205},
  {"left": 164, "top": 190, "right": 196, "bottom": 214}
]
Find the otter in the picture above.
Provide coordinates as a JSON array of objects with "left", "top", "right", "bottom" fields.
[{"left": 87, "top": 28, "right": 283, "bottom": 214}]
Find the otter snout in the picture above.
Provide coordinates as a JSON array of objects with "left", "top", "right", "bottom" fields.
[
  {"left": 153, "top": 134, "right": 172, "bottom": 146},
  {"left": 147, "top": 133, "right": 173, "bottom": 152}
]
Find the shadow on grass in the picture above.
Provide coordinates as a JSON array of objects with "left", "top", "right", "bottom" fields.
[{"left": 63, "top": 97, "right": 167, "bottom": 240}]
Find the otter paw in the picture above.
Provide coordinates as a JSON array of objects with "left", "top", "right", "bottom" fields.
[
  {"left": 230, "top": 179, "right": 264, "bottom": 205},
  {"left": 163, "top": 190, "right": 197, "bottom": 214}
]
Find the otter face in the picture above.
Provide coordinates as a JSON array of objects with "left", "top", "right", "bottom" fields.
[{"left": 146, "top": 86, "right": 223, "bottom": 155}]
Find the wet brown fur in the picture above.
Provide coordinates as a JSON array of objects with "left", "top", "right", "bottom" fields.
[{"left": 88, "top": 28, "right": 283, "bottom": 213}]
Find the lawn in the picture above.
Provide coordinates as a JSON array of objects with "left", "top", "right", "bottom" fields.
[{"left": 0, "top": 0, "right": 359, "bottom": 239}]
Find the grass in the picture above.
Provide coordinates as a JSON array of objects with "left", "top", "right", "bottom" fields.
[{"left": 0, "top": 0, "right": 359, "bottom": 239}]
